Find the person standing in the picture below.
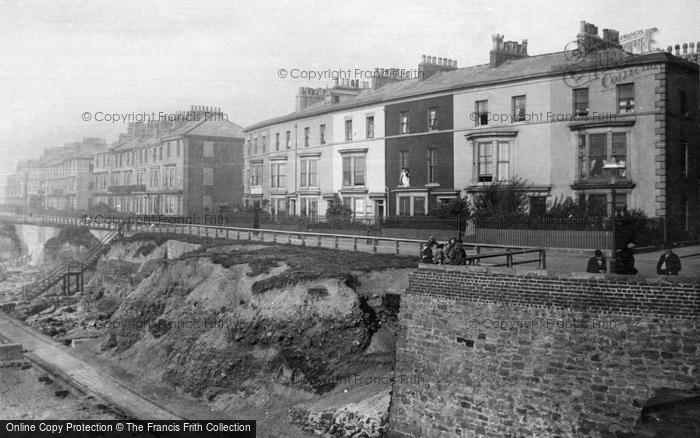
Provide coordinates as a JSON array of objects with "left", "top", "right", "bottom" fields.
[
  {"left": 656, "top": 244, "right": 681, "bottom": 275},
  {"left": 586, "top": 249, "right": 607, "bottom": 273},
  {"left": 614, "top": 242, "right": 638, "bottom": 275}
]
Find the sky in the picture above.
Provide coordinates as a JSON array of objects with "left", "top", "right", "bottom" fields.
[{"left": 0, "top": 0, "right": 698, "bottom": 194}]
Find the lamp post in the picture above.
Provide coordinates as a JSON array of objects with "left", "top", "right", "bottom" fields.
[{"left": 603, "top": 159, "right": 626, "bottom": 273}]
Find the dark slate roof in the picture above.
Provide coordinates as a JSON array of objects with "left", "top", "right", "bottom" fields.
[
  {"left": 245, "top": 49, "right": 695, "bottom": 131},
  {"left": 179, "top": 119, "right": 245, "bottom": 138}
]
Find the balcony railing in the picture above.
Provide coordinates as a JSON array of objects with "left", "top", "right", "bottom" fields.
[{"left": 108, "top": 184, "right": 147, "bottom": 194}]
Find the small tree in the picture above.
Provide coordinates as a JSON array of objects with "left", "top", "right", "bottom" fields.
[
  {"left": 470, "top": 177, "right": 530, "bottom": 218},
  {"left": 326, "top": 194, "right": 353, "bottom": 218}
]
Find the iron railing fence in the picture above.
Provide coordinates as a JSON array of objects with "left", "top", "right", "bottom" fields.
[{"left": 3, "top": 207, "right": 697, "bottom": 250}]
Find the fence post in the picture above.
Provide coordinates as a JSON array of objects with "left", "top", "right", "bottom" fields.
[
  {"left": 373, "top": 239, "right": 378, "bottom": 254},
  {"left": 353, "top": 237, "right": 357, "bottom": 252},
  {"left": 335, "top": 236, "right": 339, "bottom": 249},
  {"left": 395, "top": 241, "right": 400, "bottom": 256},
  {"left": 539, "top": 250, "right": 546, "bottom": 269},
  {"left": 318, "top": 235, "right": 322, "bottom": 247}
]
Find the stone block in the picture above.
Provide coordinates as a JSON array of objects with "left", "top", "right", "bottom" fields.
[{"left": 0, "top": 343, "right": 23, "bottom": 362}]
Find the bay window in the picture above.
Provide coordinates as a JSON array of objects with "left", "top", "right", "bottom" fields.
[
  {"left": 576, "top": 131, "right": 628, "bottom": 182},
  {"left": 476, "top": 141, "right": 510, "bottom": 182}
]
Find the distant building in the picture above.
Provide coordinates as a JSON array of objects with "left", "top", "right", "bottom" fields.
[
  {"left": 40, "top": 137, "right": 107, "bottom": 211},
  {"left": 91, "top": 106, "right": 245, "bottom": 217},
  {"left": 5, "top": 106, "right": 245, "bottom": 218}
]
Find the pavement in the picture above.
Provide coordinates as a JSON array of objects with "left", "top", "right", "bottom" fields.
[
  {"left": 0, "top": 312, "right": 181, "bottom": 420},
  {"left": 237, "top": 228, "right": 699, "bottom": 277},
  {"left": 546, "top": 245, "right": 700, "bottom": 277}
]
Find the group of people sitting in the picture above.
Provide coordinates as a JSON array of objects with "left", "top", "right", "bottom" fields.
[
  {"left": 420, "top": 236, "right": 468, "bottom": 265},
  {"left": 586, "top": 243, "right": 682, "bottom": 275}
]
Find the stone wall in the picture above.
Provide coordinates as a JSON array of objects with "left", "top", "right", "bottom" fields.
[{"left": 388, "top": 264, "right": 700, "bottom": 438}]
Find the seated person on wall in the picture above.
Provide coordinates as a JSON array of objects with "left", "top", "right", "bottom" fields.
[
  {"left": 656, "top": 244, "right": 681, "bottom": 275},
  {"left": 586, "top": 249, "right": 607, "bottom": 273},
  {"left": 448, "top": 240, "right": 467, "bottom": 266},
  {"left": 420, "top": 241, "right": 434, "bottom": 263},
  {"left": 443, "top": 237, "right": 457, "bottom": 264},
  {"left": 433, "top": 243, "right": 445, "bottom": 265}
]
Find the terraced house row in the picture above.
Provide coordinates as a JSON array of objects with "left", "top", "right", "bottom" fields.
[
  {"left": 5, "top": 107, "right": 245, "bottom": 217},
  {"left": 4, "top": 21, "right": 700, "bottom": 228},
  {"left": 245, "top": 22, "right": 700, "bottom": 224},
  {"left": 244, "top": 22, "right": 700, "bottom": 229}
]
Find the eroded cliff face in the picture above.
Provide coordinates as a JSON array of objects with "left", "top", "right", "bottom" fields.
[
  {"left": 108, "top": 258, "right": 380, "bottom": 394},
  {"left": 18, "top": 237, "right": 412, "bottom": 436}
]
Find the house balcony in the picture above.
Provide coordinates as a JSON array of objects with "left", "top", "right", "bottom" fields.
[{"left": 108, "top": 184, "right": 147, "bottom": 194}]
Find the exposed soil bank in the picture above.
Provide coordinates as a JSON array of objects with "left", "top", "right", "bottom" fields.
[{"left": 12, "top": 234, "right": 415, "bottom": 436}]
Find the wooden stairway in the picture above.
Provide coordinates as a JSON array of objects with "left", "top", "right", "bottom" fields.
[{"left": 22, "top": 230, "right": 120, "bottom": 300}]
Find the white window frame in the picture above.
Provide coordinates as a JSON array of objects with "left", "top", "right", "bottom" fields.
[
  {"left": 473, "top": 140, "right": 512, "bottom": 183},
  {"left": 300, "top": 158, "right": 319, "bottom": 188},
  {"left": 203, "top": 167, "right": 214, "bottom": 186},
  {"left": 270, "top": 162, "right": 286, "bottom": 189},
  {"left": 203, "top": 141, "right": 214, "bottom": 158},
  {"left": 395, "top": 193, "right": 428, "bottom": 216}
]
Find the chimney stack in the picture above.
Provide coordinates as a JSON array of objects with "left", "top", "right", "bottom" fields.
[
  {"left": 489, "top": 34, "right": 529, "bottom": 67},
  {"left": 418, "top": 54, "right": 459, "bottom": 80},
  {"left": 576, "top": 21, "right": 622, "bottom": 56}
]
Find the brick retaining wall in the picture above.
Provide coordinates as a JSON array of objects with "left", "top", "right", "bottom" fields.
[{"left": 388, "top": 265, "right": 700, "bottom": 437}]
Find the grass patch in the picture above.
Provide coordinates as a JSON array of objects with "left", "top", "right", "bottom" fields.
[
  {"left": 199, "top": 244, "right": 416, "bottom": 294},
  {"left": 123, "top": 232, "right": 217, "bottom": 247},
  {"left": 124, "top": 233, "right": 418, "bottom": 294}
]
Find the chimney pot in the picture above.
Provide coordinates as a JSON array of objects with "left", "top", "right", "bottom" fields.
[
  {"left": 422, "top": 54, "right": 426, "bottom": 63},
  {"left": 675, "top": 44, "right": 680, "bottom": 55},
  {"left": 683, "top": 43, "right": 688, "bottom": 54},
  {"left": 667, "top": 45, "right": 673, "bottom": 53},
  {"left": 690, "top": 42, "right": 695, "bottom": 53}
]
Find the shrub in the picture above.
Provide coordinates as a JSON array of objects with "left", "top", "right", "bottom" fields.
[
  {"left": 470, "top": 177, "right": 531, "bottom": 218},
  {"left": 326, "top": 194, "right": 353, "bottom": 218},
  {"left": 545, "top": 195, "right": 586, "bottom": 217},
  {"left": 428, "top": 198, "right": 469, "bottom": 220}
]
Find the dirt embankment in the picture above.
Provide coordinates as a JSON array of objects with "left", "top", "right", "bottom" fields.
[{"left": 16, "top": 235, "right": 415, "bottom": 437}]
